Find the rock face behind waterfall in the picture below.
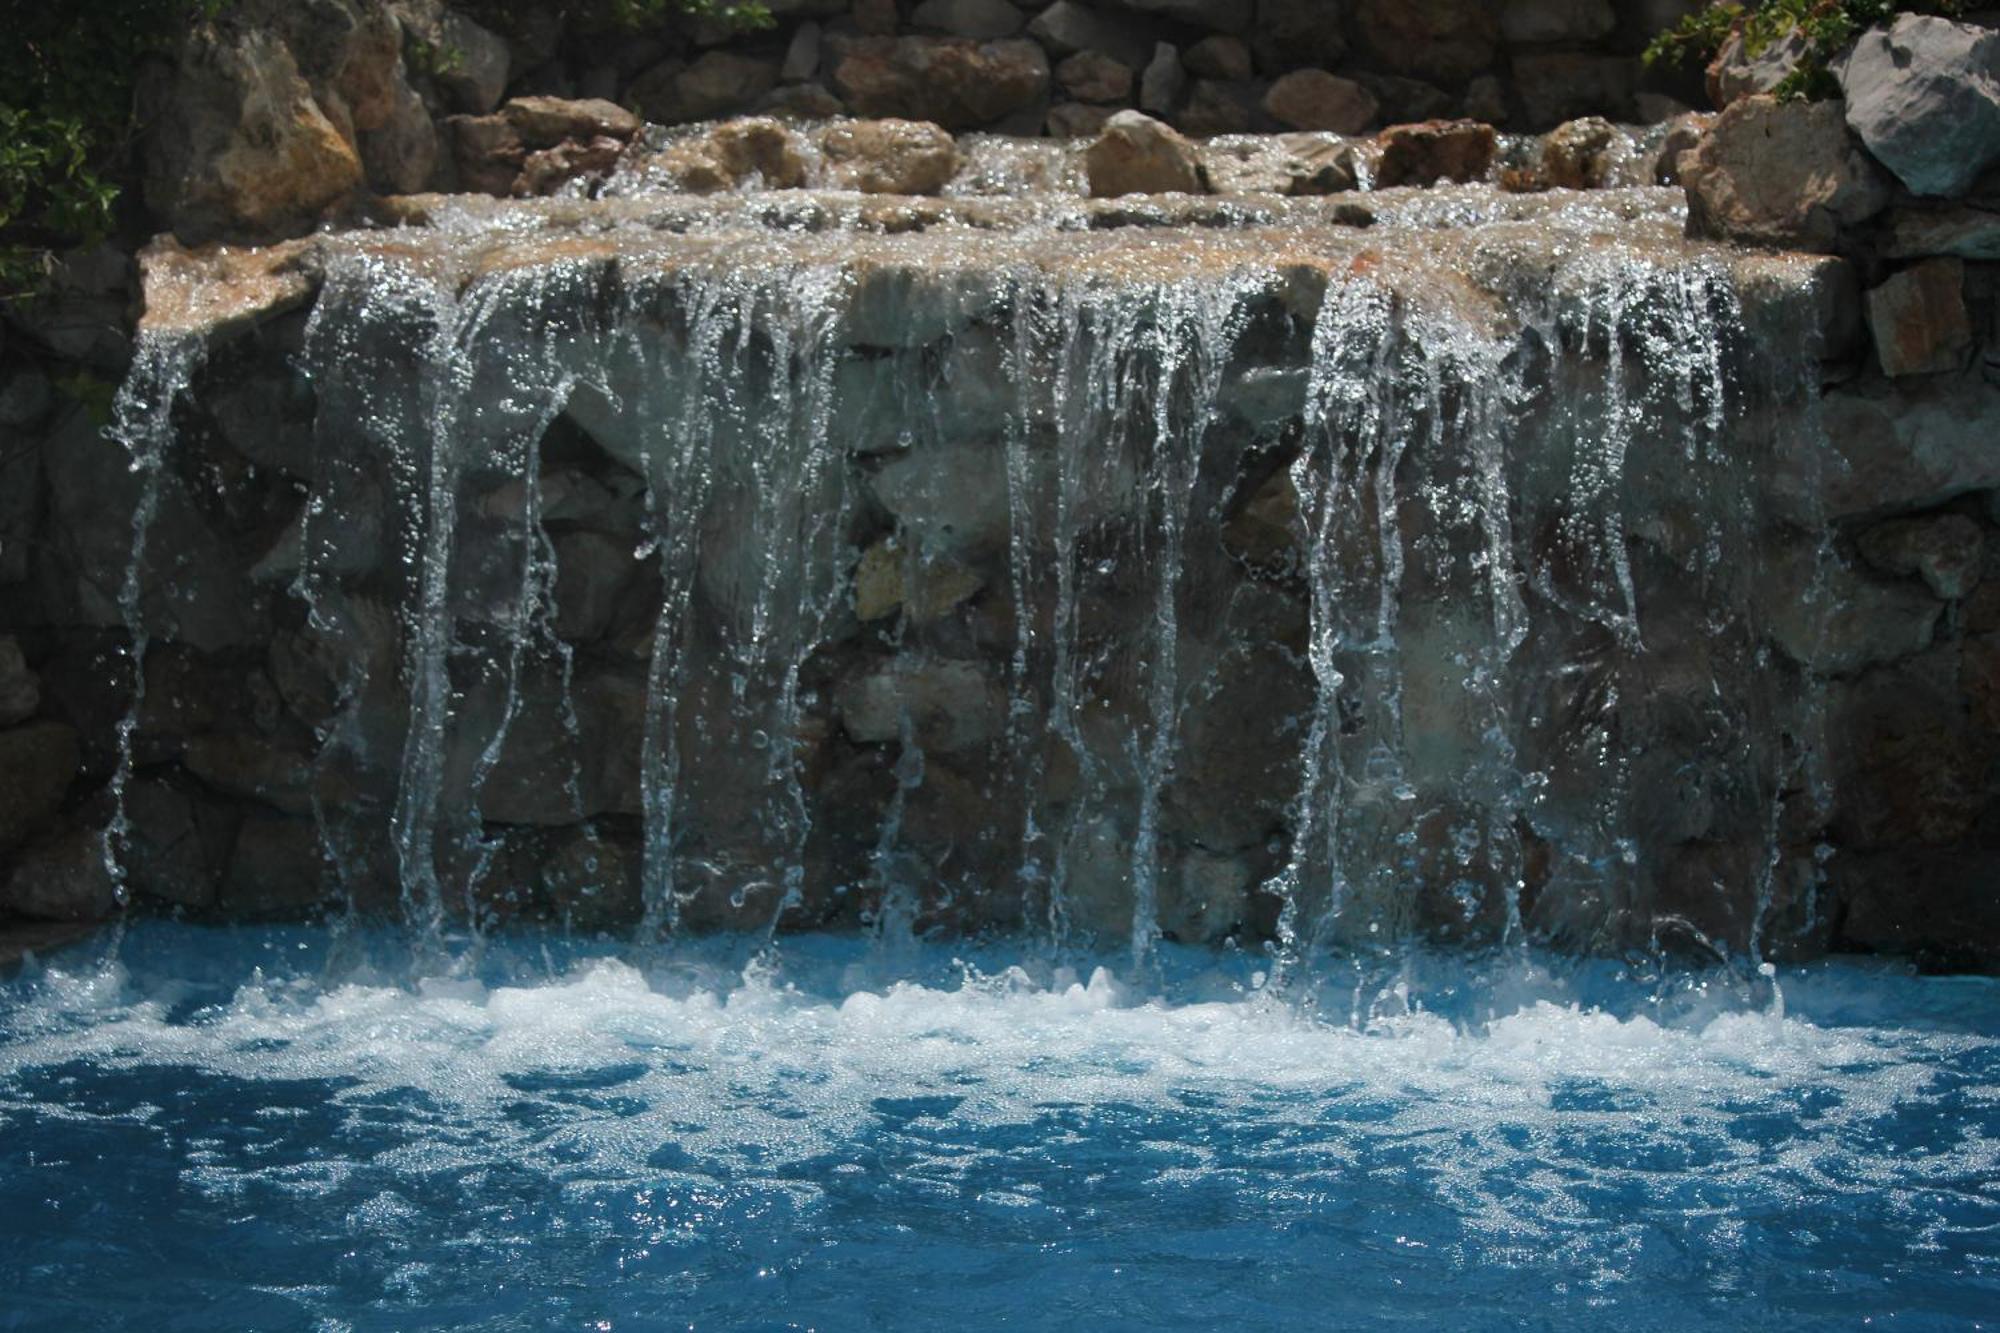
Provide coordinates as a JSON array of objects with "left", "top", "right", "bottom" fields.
[
  {"left": 0, "top": 164, "right": 1923, "bottom": 967},
  {"left": 7, "top": 2, "right": 2000, "bottom": 972}
]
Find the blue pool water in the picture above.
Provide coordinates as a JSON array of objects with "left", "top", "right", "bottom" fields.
[{"left": 1, "top": 923, "right": 1995, "bottom": 1331}]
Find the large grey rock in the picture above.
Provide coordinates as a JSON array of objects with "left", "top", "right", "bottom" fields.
[
  {"left": 1763, "top": 548, "right": 1942, "bottom": 677},
  {"left": 1351, "top": 0, "right": 1499, "bottom": 87},
  {"left": 1356, "top": 72, "right": 1455, "bottom": 126},
  {"left": 1883, "top": 207, "right": 2000, "bottom": 261},
  {"left": 124, "top": 778, "right": 229, "bottom": 909},
  {"left": 221, "top": 812, "right": 334, "bottom": 918},
  {"left": 1099, "top": 0, "right": 1252, "bottom": 33},
  {"left": 1867, "top": 259, "right": 1972, "bottom": 378},
  {"left": 2, "top": 828, "right": 118, "bottom": 922},
  {"left": 1027, "top": 1, "right": 1155, "bottom": 71},
  {"left": 833, "top": 659, "right": 1008, "bottom": 752},
  {"left": 40, "top": 406, "right": 266, "bottom": 652},
  {"left": 1139, "top": 44, "right": 1187, "bottom": 117},
  {"left": 641, "top": 51, "right": 782, "bottom": 124},
  {"left": 0, "top": 638, "right": 38, "bottom": 727},
  {"left": 1059, "top": 51, "right": 1135, "bottom": 104},
  {"left": 1781, "top": 378, "right": 2000, "bottom": 521},
  {"left": 1682, "top": 95, "right": 1892, "bottom": 252},
  {"left": 1501, "top": 0, "right": 1615, "bottom": 45},
  {"left": 1730, "top": 250, "right": 1864, "bottom": 364},
  {"left": 183, "top": 731, "right": 316, "bottom": 816},
  {"left": 910, "top": 0, "right": 1025, "bottom": 38},
  {"left": 0, "top": 366, "right": 52, "bottom": 429},
  {"left": 303, "top": 0, "right": 406, "bottom": 133},
  {"left": 552, "top": 530, "right": 635, "bottom": 642},
  {"left": 782, "top": 21, "right": 823, "bottom": 82},
  {"left": 1084, "top": 110, "right": 1207, "bottom": 197},
  {"left": 538, "top": 827, "right": 642, "bottom": 930},
  {"left": 1840, "top": 17, "right": 2000, "bottom": 198},
  {"left": 1160, "top": 849, "right": 1255, "bottom": 945},
  {"left": 0, "top": 722, "right": 78, "bottom": 848},
  {"left": 1177, "top": 77, "right": 1256, "bottom": 136},
  {"left": 441, "top": 660, "right": 646, "bottom": 825},
  {"left": 1823, "top": 643, "right": 1988, "bottom": 851},
  {"left": 867, "top": 441, "right": 1012, "bottom": 553},
  {"left": 840, "top": 263, "right": 1005, "bottom": 348},
  {"left": 208, "top": 371, "right": 318, "bottom": 479},
  {"left": 1858, "top": 514, "right": 1983, "bottom": 601},
  {"left": 1263, "top": 69, "right": 1378, "bottom": 133},
  {"left": 392, "top": 1, "right": 510, "bottom": 112},
  {"left": 1512, "top": 52, "right": 1635, "bottom": 127},
  {"left": 1248, "top": 0, "right": 1345, "bottom": 74},
  {"left": 436, "top": 7, "right": 512, "bottom": 113},
  {"left": 1184, "top": 34, "right": 1252, "bottom": 81},
  {"left": 829, "top": 36, "right": 1052, "bottom": 130}
]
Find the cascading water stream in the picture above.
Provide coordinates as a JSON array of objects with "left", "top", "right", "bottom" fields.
[
  {"left": 71, "top": 189, "right": 1844, "bottom": 973},
  {"left": 103, "top": 333, "right": 206, "bottom": 900}
]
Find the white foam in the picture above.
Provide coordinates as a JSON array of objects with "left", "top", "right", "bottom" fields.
[
  {"left": 6, "top": 935, "right": 1996, "bottom": 1304},
  {"left": 3, "top": 943, "right": 1992, "bottom": 1188}
]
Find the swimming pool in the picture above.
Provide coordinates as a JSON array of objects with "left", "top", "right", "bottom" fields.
[{"left": 2, "top": 924, "right": 1994, "bottom": 1330}]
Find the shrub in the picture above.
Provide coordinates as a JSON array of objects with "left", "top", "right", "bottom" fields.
[
  {"left": 0, "top": 0, "right": 231, "bottom": 301},
  {"left": 1643, "top": 0, "right": 1964, "bottom": 101}
]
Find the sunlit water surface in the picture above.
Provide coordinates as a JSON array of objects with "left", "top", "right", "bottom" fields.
[{"left": 1, "top": 923, "right": 1996, "bottom": 1331}]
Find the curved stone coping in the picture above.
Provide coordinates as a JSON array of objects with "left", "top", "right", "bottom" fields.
[{"left": 138, "top": 181, "right": 1844, "bottom": 349}]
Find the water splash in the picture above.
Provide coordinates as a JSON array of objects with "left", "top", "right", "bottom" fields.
[{"left": 104, "top": 333, "right": 207, "bottom": 899}]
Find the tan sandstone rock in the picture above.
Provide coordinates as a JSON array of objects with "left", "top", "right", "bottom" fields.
[
  {"left": 820, "top": 119, "right": 960, "bottom": 194},
  {"left": 1375, "top": 119, "right": 1498, "bottom": 188},
  {"left": 1085, "top": 111, "right": 1207, "bottom": 197},
  {"left": 1866, "top": 259, "right": 1973, "bottom": 378},
  {"left": 1682, "top": 95, "right": 1892, "bottom": 252}
]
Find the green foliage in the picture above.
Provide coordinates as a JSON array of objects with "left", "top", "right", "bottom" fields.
[
  {"left": 407, "top": 36, "right": 468, "bottom": 80},
  {"left": 0, "top": 0, "right": 231, "bottom": 302},
  {"left": 1643, "top": 1, "right": 1964, "bottom": 101}
]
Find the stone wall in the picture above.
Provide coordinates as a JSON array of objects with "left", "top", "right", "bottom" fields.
[
  {"left": 6, "top": 1, "right": 2000, "bottom": 971},
  {"left": 123, "top": 0, "right": 1711, "bottom": 244},
  {"left": 8, "top": 193, "right": 1855, "bottom": 960},
  {"left": 1674, "top": 14, "right": 2000, "bottom": 969},
  {"left": 474, "top": 0, "right": 1711, "bottom": 137}
]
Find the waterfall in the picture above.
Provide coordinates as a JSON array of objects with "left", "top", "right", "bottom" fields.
[
  {"left": 104, "top": 334, "right": 207, "bottom": 901},
  {"left": 90, "top": 198, "right": 1830, "bottom": 967}
]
